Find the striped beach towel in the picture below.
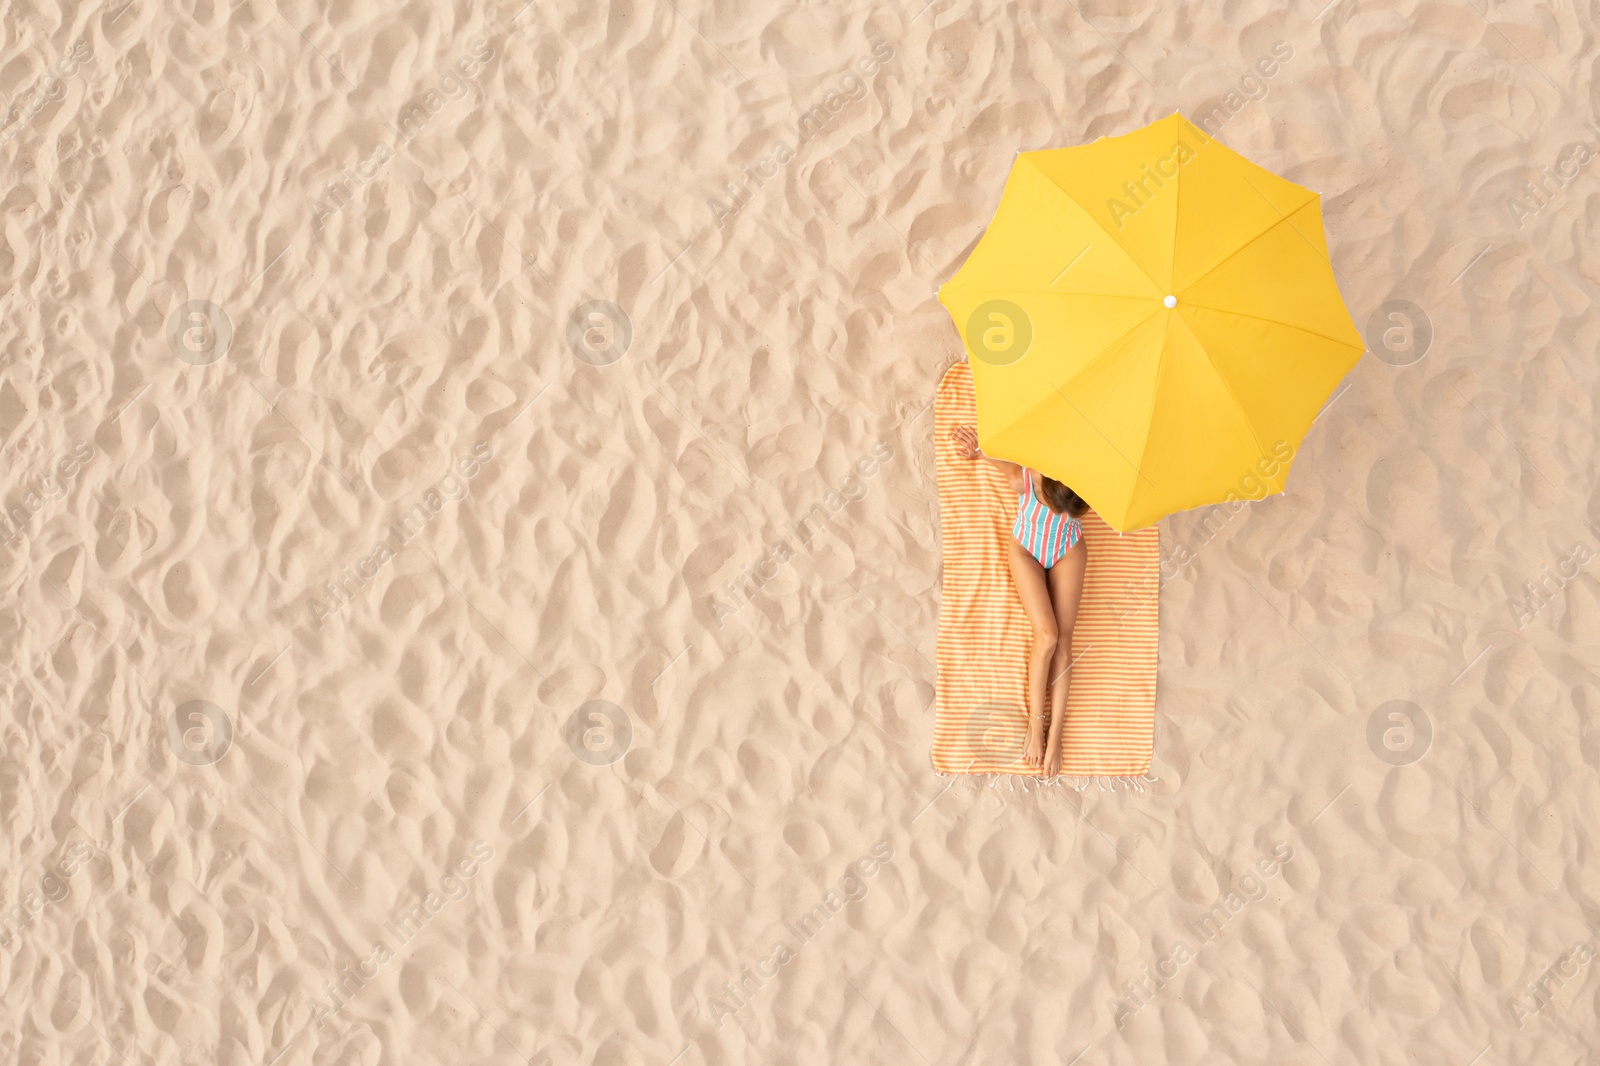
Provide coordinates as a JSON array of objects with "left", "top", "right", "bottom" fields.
[{"left": 932, "top": 361, "right": 1159, "bottom": 786}]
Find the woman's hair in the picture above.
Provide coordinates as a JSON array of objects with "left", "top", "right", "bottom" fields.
[{"left": 1038, "top": 476, "right": 1088, "bottom": 518}]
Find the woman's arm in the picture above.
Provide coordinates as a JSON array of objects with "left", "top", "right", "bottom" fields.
[{"left": 950, "top": 425, "right": 1024, "bottom": 494}]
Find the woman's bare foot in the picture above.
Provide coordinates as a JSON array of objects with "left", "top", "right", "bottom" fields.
[
  {"left": 1042, "top": 732, "right": 1063, "bottom": 778},
  {"left": 1023, "top": 716, "right": 1045, "bottom": 767}
]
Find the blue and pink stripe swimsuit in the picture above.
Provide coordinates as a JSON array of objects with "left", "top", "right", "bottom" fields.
[{"left": 1014, "top": 469, "right": 1082, "bottom": 568}]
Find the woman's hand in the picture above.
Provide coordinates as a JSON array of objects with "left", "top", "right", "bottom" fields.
[
  {"left": 953, "top": 425, "right": 1023, "bottom": 490},
  {"left": 950, "top": 424, "right": 981, "bottom": 460}
]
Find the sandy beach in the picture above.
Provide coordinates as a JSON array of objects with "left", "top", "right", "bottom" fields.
[{"left": 2, "top": 1, "right": 1598, "bottom": 1063}]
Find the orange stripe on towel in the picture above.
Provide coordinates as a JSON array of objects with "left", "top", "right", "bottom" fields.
[{"left": 932, "top": 361, "right": 1158, "bottom": 778}]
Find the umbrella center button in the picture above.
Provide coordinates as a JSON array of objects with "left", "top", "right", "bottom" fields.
[{"left": 1163, "top": 295, "right": 1177, "bottom": 308}]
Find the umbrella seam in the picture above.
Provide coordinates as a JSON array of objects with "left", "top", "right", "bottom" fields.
[
  {"left": 1174, "top": 193, "right": 1323, "bottom": 296},
  {"left": 1039, "top": 312, "right": 1169, "bottom": 527},
  {"left": 1176, "top": 302, "right": 1364, "bottom": 350},
  {"left": 1121, "top": 314, "right": 1174, "bottom": 527},
  {"left": 1173, "top": 309, "right": 1273, "bottom": 489},
  {"left": 1017, "top": 154, "right": 1166, "bottom": 293},
  {"left": 982, "top": 306, "right": 1165, "bottom": 446},
  {"left": 1171, "top": 124, "right": 1185, "bottom": 293},
  {"left": 943, "top": 289, "right": 1158, "bottom": 298}
]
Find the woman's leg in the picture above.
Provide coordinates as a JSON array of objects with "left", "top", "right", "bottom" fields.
[
  {"left": 1042, "top": 540, "right": 1088, "bottom": 777},
  {"left": 1006, "top": 540, "right": 1057, "bottom": 768}
]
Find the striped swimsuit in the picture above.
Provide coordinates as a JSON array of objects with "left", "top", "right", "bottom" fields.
[{"left": 1014, "top": 469, "right": 1081, "bottom": 568}]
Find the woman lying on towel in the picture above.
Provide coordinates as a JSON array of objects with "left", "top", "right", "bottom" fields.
[{"left": 951, "top": 424, "right": 1088, "bottom": 778}]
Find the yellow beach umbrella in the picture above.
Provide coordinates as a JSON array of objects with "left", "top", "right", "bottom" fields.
[{"left": 938, "top": 112, "right": 1363, "bottom": 532}]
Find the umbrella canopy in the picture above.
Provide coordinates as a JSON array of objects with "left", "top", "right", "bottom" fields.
[{"left": 937, "top": 112, "right": 1363, "bottom": 532}]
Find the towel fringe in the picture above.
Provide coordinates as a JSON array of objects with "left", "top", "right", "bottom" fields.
[{"left": 932, "top": 770, "right": 1158, "bottom": 794}]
